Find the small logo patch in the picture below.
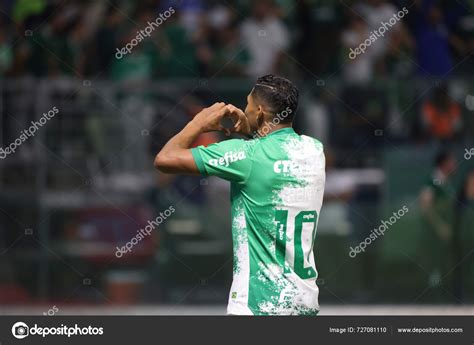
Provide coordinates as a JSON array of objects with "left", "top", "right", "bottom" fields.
[{"left": 231, "top": 292, "right": 237, "bottom": 299}]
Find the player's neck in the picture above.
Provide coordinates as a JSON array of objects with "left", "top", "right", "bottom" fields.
[{"left": 256, "top": 123, "right": 293, "bottom": 138}]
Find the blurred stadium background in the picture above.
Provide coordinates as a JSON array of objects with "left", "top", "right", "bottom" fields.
[{"left": 0, "top": 0, "right": 473, "bottom": 315}]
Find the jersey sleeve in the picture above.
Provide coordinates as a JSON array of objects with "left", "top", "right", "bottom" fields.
[{"left": 191, "top": 139, "right": 255, "bottom": 182}]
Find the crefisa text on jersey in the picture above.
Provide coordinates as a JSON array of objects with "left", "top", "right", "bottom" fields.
[{"left": 208, "top": 150, "right": 246, "bottom": 167}]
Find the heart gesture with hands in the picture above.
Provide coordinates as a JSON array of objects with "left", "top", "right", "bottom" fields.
[{"left": 192, "top": 102, "right": 251, "bottom": 136}]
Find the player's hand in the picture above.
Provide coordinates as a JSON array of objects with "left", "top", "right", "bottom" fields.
[
  {"left": 225, "top": 104, "right": 251, "bottom": 136},
  {"left": 192, "top": 102, "right": 230, "bottom": 133}
]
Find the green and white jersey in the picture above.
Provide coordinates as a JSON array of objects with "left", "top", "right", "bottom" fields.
[{"left": 191, "top": 127, "right": 325, "bottom": 315}]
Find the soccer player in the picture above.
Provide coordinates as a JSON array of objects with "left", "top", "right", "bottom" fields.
[{"left": 154, "top": 75, "right": 325, "bottom": 315}]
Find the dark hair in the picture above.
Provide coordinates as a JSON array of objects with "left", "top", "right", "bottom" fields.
[{"left": 251, "top": 75, "right": 299, "bottom": 124}]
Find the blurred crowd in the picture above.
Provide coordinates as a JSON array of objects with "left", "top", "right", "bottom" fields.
[
  {"left": 0, "top": 0, "right": 473, "bottom": 82},
  {"left": 0, "top": 0, "right": 473, "bottom": 148}
]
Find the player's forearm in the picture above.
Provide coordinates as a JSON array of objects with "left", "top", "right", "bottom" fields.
[
  {"left": 154, "top": 120, "right": 203, "bottom": 173},
  {"left": 165, "top": 120, "right": 203, "bottom": 151}
]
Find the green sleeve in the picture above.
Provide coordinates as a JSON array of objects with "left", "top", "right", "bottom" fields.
[
  {"left": 191, "top": 147, "right": 207, "bottom": 176},
  {"left": 191, "top": 139, "right": 255, "bottom": 182}
]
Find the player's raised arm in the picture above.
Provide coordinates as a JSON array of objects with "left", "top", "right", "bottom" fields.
[
  {"left": 154, "top": 102, "right": 227, "bottom": 174},
  {"left": 154, "top": 102, "right": 249, "bottom": 174}
]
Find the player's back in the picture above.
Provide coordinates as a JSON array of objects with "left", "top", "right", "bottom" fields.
[
  {"left": 190, "top": 126, "right": 325, "bottom": 315},
  {"left": 229, "top": 127, "right": 326, "bottom": 315}
]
